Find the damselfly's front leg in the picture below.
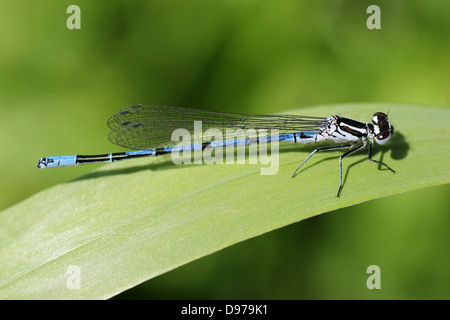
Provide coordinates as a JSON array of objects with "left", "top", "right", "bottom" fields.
[{"left": 367, "top": 141, "right": 396, "bottom": 173}]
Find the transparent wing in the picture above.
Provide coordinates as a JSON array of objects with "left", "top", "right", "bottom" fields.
[{"left": 107, "top": 105, "right": 327, "bottom": 149}]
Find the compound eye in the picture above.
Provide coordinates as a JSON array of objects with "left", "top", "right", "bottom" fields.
[
  {"left": 372, "top": 112, "right": 387, "bottom": 125},
  {"left": 375, "top": 131, "right": 391, "bottom": 145},
  {"left": 372, "top": 115, "right": 379, "bottom": 125}
]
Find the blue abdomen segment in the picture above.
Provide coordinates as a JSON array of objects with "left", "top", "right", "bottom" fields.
[
  {"left": 293, "top": 130, "right": 321, "bottom": 144},
  {"left": 37, "top": 155, "right": 78, "bottom": 168},
  {"left": 37, "top": 150, "right": 159, "bottom": 168}
]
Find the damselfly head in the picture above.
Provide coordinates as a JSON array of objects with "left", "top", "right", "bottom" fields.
[{"left": 372, "top": 112, "right": 394, "bottom": 145}]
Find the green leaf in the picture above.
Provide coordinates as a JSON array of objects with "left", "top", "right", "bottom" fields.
[{"left": 0, "top": 103, "right": 449, "bottom": 299}]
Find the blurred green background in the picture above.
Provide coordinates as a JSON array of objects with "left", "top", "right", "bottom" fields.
[{"left": 1, "top": 0, "right": 449, "bottom": 299}]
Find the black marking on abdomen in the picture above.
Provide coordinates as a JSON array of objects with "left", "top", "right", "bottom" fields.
[{"left": 299, "top": 132, "right": 314, "bottom": 139}]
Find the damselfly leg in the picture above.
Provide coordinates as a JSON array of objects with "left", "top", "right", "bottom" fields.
[
  {"left": 293, "top": 141, "right": 395, "bottom": 197},
  {"left": 337, "top": 143, "right": 365, "bottom": 197},
  {"left": 292, "top": 143, "right": 359, "bottom": 197},
  {"left": 367, "top": 141, "right": 396, "bottom": 173},
  {"left": 292, "top": 144, "right": 353, "bottom": 178}
]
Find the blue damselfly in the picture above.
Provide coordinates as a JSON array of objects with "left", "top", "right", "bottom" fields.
[{"left": 37, "top": 105, "right": 395, "bottom": 196}]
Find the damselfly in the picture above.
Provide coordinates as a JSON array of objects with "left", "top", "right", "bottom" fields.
[{"left": 37, "top": 105, "right": 395, "bottom": 197}]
